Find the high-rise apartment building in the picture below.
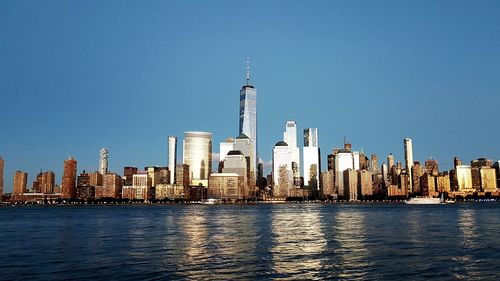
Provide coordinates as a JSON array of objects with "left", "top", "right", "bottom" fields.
[
  {"left": 168, "top": 136, "right": 177, "bottom": 184},
  {"left": 183, "top": 131, "right": 212, "bottom": 186},
  {"left": 35, "top": 171, "right": 55, "bottom": 194},
  {"left": 62, "top": 157, "right": 77, "bottom": 199},
  {"left": 99, "top": 148, "right": 108, "bottom": 175},
  {"left": 303, "top": 128, "right": 320, "bottom": 189},
  {"left": 13, "top": 170, "right": 28, "bottom": 201},
  {"left": 123, "top": 166, "right": 138, "bottom": 186},
  {"left": 239, "top": 60, "right": 257, "bottom": 173},
  {"left": 175, "top": 164, "right": 190, "bottom": 188},
  {"left": 404, "top": 138, "right": 414, "bottom": 193}
]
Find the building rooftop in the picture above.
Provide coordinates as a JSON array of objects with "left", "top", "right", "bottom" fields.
[
  {"left": 236, "top": 133, "right": 249, "bottom": 139},
  {"left": 227, "top": 150, "right": 244, "bottom": 156},
  {"left": 275, "top": 141, "right": 288, "bottom": 147}
]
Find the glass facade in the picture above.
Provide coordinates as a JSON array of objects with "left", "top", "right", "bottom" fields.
[
  {"left": 183, "top": 132, "right": 212, "bottom": 186},
  {"left": 239, "top": 85, "right": 257, "bottom": 172}
]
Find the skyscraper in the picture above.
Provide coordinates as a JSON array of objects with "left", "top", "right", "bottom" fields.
[
  {"left": 13, "top": 170, "right": 27, "bottom": 201},
  {"left": 239, "top": 59, "right": 257, "bottom": 175},
  {"left": 99, "top": 148, "right": 108, "bottom": 175},
  {"left": 168, "top": 136, "right": 177, "bottom": 184},
  {"left": 335, "top": 149, "right": 354, "bottom": 198},
  {"left": 62, "top": 157, "right": 77, "bottom": 199},
  {"left": 404, "top": 138, "right": 414, "bottom": 193},
  {"left": 0, "top": 157, "right": 3, "bottom": 200},
  {"left": 283, "top": 121, "right": 300, "bottom": 182},
  {"left": 183, "top": 131, "right": 212, "bottom": 186},
  {"left": 272, "top": 141, "right": 294, "bottom": 197},
  {"left": 387, "top": 153, "right": 395, "bottom": 170},
  {"left": 303, "top": 128, "right": 320, "bottom": 189}
]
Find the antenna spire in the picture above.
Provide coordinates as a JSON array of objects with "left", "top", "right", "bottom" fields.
[{"left": 246, "top": 57, "right": 250, "bottom": 85}]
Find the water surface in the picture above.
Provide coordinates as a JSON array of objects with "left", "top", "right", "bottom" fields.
[{"left": 1, "top": 203, "right": 499, "bottom": 280}]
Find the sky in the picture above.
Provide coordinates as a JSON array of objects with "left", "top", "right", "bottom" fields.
[{"left": 1, "top": 0, "right": 500, "bottom": 192}]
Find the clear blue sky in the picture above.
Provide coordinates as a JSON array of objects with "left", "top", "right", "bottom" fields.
[{"left": 1, "top": 0, "right": 500, "bottom": 192}]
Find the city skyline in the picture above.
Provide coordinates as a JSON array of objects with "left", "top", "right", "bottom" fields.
[{"left": 2, "top": 1, "right": 500, "bottom": 191}]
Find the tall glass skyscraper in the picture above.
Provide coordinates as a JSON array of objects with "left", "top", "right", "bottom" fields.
[
  {"left": 183, "top": 131, "right": 212, "bottom": 187},
  {"left": 303, "top": 128, "right": 320, "bottom": 189},
  {"left": 239, "top": 60, "right": 257, "bottom": 174}
]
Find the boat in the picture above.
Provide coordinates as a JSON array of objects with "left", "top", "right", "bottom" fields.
[
  {"left": 404, "top": 196, "right": 444, "bottom": 205},
  {"left": 201, "top": 198, "right": 219, "bottom": 205}
]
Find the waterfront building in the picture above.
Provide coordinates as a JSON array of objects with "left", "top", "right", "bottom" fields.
[
  {"left": 343, "top": 168, "right": 357, "bottom": 201},
  {"left": 13, "top": 171, "right": 28, "bottom": 201},
  {"left": 425, "top": 158, "right": 439, "bottom": 176},
  {"left": 183, "top": 131, "right": 212, "bottom": 187},
  {"left": 334, "top": 148, "right": 354, "bottom": 197},
  {"left": 145, "top": 166, "right": 161, "bottom": 187},
  {"left": 436, "top": 173, "right": 451, "bottom": 193},
  {"left": 157, "top": 167, "right": 170, "bottom": 184},
  {"left": 62, "top": 157, "right": 77, "bottom": 199},
  {"left": 321, "top": 170, "right": 335, "bottom": 198},
  {"left": 76, "top": 171, "right": 95, "bottom": 201},
  {"left": 412, "top": 161, "right": 424, "bottom": 195},
  {"left": 404, "top": 138, "right": 414, "bottom": 193},
  {"left": 95, "top": 173, "right": 122, "bottom": 199},
  {"left": 0, "top": 157, "right": 3, "bottom": 200},
  {"left": 175, "top": 164, "right": 190, "bottom": 188},
  {"left": 358, "top": 170, "right": 373, "bottom": 197},
  {"left": 156, "top": 184, "right": 186, "bottom": 200},
  {"left": 37, "top": 171, "right": 55, "bottom": 194},
  {"left": 208, "top": 173, "right": 244, "bottom": 200},
  {"left": 470, "top": 158, "right": 498, "bottom": 192},
  {"left": 495, "top": 161, "right": 500, "bottom": 188},
  {"left": 168, "top": 136, "right": 177, "bottom": 184},
  {"left": 239, "top": 60, "right": 258, "bottom": 174},
  {"left": 456, "top": 165, "right": 474, "bottom": 192},
  {"left": 272, "top": 141, "right": 294, "bottom": 197},
  {"left": 123, "top": 166, "right": 138, "bottom": 186},
  {"left": 234, "top": 133, "right": 256, "bottom": 186},
  {"left": 122, "top": 172, "right": 150, "bottom": 201},
  {"left": 283, "top": 121, "right": 300, "bottom": 183},
  {"left": 155, "top": 184, "right": 186, "bottom": 200},
  {"left": 421, "top": 173, "right": 437, "bottom": 197},
  {"left": 89, "top": 171, "right": 103, "bottom": 187},
  {"left": 303, "top": 128, "right": 320, "bottom": 189},
  {"left": 480, "top": 167, "right": 497, "bottom": 192},
  {"left": 471, "top": 167, "right": 481, "bottom": 191},
  {"left": 99, "top": 148, "right": 108, "bottom": 175},
  {"left": 222, "top": 150, "right": 250, "bottom": 198}
]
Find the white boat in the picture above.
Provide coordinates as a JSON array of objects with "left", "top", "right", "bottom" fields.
[
  {"left": 201, "top": 198, "right": 219, "bottom": 205},
  {"left": 404, "top": 197, "right": 444, "bottom": 205}
]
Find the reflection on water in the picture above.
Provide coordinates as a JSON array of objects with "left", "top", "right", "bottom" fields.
[
  {"left": 270, "top": 205, "right": 327, "bottom": 280},
  {"left": 454, "top": 208, "right": 479, "bottom": 280},
  {"left": 334, "top": 207, "right": 372, "bottom": 279},
  {"left": 1, "top": 204, "right": 500, "bottom": 280}
]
